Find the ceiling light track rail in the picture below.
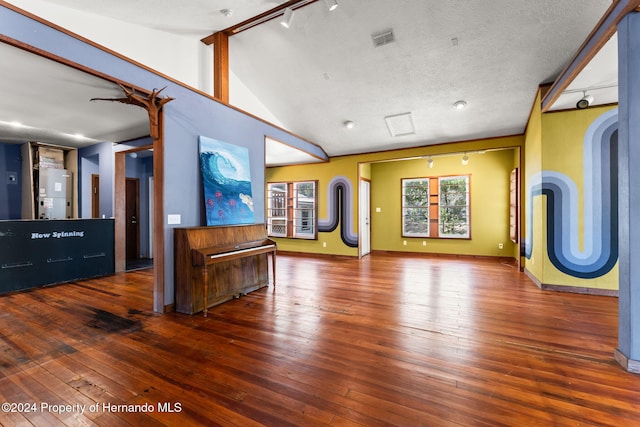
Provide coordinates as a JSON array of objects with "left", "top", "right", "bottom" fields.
[{"left": 202, "top": 0, "right": 318, "bottom": 41}]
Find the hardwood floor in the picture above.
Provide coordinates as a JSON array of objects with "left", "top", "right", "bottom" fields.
[{"left": 0, "top": 252, "right": 638, "bottom": 426}]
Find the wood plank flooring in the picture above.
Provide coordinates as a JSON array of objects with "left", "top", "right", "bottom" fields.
[{"left": 0, "top": 252, "right": 638, "bottom": 426}]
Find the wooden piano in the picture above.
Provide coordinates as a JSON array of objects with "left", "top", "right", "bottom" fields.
[{"left": 174, "top": 224, "right": 276, "bottom": 316}]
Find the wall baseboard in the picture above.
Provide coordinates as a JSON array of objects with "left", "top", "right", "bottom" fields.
[
  {"left": 614, "top": 348, "right": 640, "bottom": 374},
  {"left": 370, "top": 250, "right": 516, "bottom": 263},
  {"left": 524, "top": 268, "right": 618, "bottom": 297},
  {"left": 275, "top": 250, "right": 357, "bottom": 260}
]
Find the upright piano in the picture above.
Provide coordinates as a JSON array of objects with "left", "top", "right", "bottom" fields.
[{"left": 174, "top": 224, "right": 276, "bottom": 315}]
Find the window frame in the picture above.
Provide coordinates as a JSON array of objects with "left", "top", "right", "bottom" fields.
[
  {"left": 401, "top": 178, "right": 431, "bottom": 238},
  {"left": 400, "top": 174, "right": 471, "bottom": 239},
  {"left": 267, "top": 182, "right": 288, "bottom": 237},
  {"left": 438, "top": 175, "right": 470, "bottom": 239},
  {"left": 267, "top": 180, "right": 318, "bottom": 240}
]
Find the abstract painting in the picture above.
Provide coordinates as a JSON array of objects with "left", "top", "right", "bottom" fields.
[{"left": 198, "top": 136, "right": 254, "bottom": 226}]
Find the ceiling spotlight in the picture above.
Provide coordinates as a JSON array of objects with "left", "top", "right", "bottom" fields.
[
  {"left": 461, "top": 153, "right": 469, "bottom": 165},
  {"left": 576, "top": 91, "right": 594, "bottom": 109},
  {"left": 344, "top": 120, "right": 355, "bottom": 129},
  {"left": 324, "top": 0, "right": 339, "bottom": 11},
  {"left": 281, "top": 7, "right": 294, "bottom": 28},
  {"left": 220, "top": 9, "right": 233, "bottom": 17},
  {"left": 427, "top": 157, "right": 434, "bottom": 168},
  {"left": 453, "top": 100, "right": 467, "bottom": 110}
]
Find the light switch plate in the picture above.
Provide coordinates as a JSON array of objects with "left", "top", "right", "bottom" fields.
[{"left": 167, "top": 214, "right": 181, "bottom": 225}]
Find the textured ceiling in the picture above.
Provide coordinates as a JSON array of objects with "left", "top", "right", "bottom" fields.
[{"left": 2, "top": 0, "right": 616, "bottom": 160}]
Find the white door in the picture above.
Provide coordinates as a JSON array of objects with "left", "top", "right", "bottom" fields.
[{"left": 359, "top": 179, "right": 371, "bottom": 257}]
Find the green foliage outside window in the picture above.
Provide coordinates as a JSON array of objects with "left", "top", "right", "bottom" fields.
[
  {"left": 402, "top": 179, "right": 430, "bottom": 237},
  {"left": 439, "top": 177, "right": 469, "bottom": 237}
]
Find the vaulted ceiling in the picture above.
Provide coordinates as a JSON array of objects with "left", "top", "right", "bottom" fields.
[{"left": 1, "top": 0, "right": 617, "bottom": 163}]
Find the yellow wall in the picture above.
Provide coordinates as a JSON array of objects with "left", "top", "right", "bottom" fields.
[
  {"left": 266, "top": 157, "right": 360, "bottom": 256},
  {"left": 524, "top": 90, "right": 544, "bottom": 280},
  {"left": 267, "top": 135, "right": 523, "bottom": 257},
  {"left": 524, "top": 89, "right": 618, "bottom": 290},
  {"left": 370, "top": 149, "right": 516, "bottom": 256},
  {"left": 538, "top": 105, "right": 618, "bottom": 290}
]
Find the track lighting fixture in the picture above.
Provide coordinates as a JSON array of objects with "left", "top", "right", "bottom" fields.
[
  {"left": 281, "top": 7, "right": 294, "bottom": 28},
  {"left": 324, "top": 0, "right": 339, "bottom": 11},
  {"left": 461, "top": 153, "right": 469, "bottom": 165},
  {"left": 576, "top": 91, "right": 594, "bottom": 109}
]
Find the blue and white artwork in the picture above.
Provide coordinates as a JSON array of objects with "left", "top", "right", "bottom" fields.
[{"left": 198, "top": 136, "right": 254, "bottom": 226}]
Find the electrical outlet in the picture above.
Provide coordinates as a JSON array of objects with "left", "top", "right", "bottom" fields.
[
  {"left": 422, "top": 241, "right": 427, "bottom": 246},
  {"left": 322, "top": 242, "right": 327, "bottom": 248},
  {"left": 403, "top": 240, "right": 407, "bottom": 246},
  {"left": 498, "top": 243, "right": 504, "bottom": 249},
  {"left": 6, "top": 171, "right": 17, "bottom": 185}
]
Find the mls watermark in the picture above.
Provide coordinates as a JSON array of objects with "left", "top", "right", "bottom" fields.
[{"left": 2, "top": 401, "right": 183, "bottom": 415}]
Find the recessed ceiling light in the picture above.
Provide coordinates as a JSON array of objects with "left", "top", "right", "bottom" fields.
[
  {"left": 220, "top": 9, "right": 233, "bottom": 17},
  {"left": 453, "top": 100, "right": 467, "bottom": 110},
  {"left": 344, "top": 120, "right": 355, "bottom": 129}
]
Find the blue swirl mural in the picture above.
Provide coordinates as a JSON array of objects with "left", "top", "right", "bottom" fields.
[
  {"left": 525, "top": 109, "right": 618, "bottom": 278},
  {"left": 318, "top": 176, "right": 358, "bottom": 247}
]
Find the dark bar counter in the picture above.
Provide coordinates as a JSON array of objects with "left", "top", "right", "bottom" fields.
[{"left": 0, "top": 219, "right": 115, "bottom": 294}]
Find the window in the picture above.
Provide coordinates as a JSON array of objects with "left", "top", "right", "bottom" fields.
[
  {"left": 267, "top": 181, "right": 317, "bottom": 239},
  {"left": 267, "top": 183, "right": 287, "bottom": 237},
  {"left": 438, "top": 176, "right": 470, "bottom": 238},
  {"left": 401, "top": 175, "right": 470, "bottom": 239},
  {"left": 509, "top": 168, "right": 518, "bottom": 243},
  {"left": 402, "top": 178, "right": 430, "bottom": 237},
  {"left": 293, "top": 181, "right": 316, "bottom": 238}
]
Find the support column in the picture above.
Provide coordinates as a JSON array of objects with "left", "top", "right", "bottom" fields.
[
  {"left": 616, "top": 11, "right": 640, "bottom": 373},
  {"left": 212, "top": 32, "right": 229, "bottom": 103}
]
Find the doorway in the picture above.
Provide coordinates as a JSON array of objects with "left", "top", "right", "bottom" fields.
[
  {"left": 126, "top": 177, "right": 140, "bottom": 262},
  {"left": 91, "top": 174, "right": 100, "bottom": 218},
  {"left": 359, "top": 179, "right": 371, "bottom": 257}
]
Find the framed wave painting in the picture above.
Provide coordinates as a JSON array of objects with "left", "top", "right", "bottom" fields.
[{"left": 198, "top": 136, "right": 254, "bottom": 226}]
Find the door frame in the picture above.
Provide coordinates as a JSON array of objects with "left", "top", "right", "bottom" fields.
[
  {"left": 125, "top": 177, "right": 140, "bottom": 260},
  {"left": 91, "top": 174, "right": 100, "bottom": 218},
  {"left": 359, "top": 178, "right": 371, "bottom": 258}
]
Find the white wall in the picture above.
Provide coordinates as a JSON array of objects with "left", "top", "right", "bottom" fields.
[
  {"left": 8, "top": 0, "right": 286, "bottom": 141},
  {"left": 7, "top": 0, "right": 211, "bottom": 93},
  {"left": 229, "top": 69, "right": 284, "bottom": 128}
]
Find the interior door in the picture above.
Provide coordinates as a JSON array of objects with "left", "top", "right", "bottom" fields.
[
  {"left": 91, "top": 174, "right": 100, "bottom": 218},
  {"left": 359, "top": 179, "right": 371, "bottom": 257},
  {"left": 126, "top": 178, "right": 140, "bottom": 260}
]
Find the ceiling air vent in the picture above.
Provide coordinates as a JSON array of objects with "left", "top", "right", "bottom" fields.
[
  {"left": 385, "top": 112, "right": 415, "bottom": 137},
  {"left": 372, "top": 29, "right": 395, "bottom": 47}
]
